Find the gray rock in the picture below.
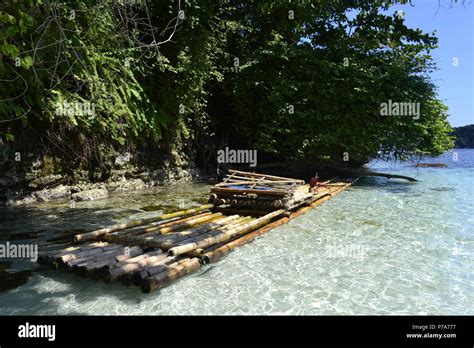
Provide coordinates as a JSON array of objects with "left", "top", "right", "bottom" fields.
[
  {"left": 34, "top": 184, "right": 71, "bottom": 202},
  {"left": 71, "top": 188, "right": 108, "bottom": 201}
]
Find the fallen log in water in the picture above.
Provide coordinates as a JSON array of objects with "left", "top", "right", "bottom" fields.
[
  {"left": 328, "top": 166, "right": 417, "bottom": 182},
  {"left": 74, "top": 204, "right": 214, "bottom": 242},
  {"left": 416, "top": 163, "right": 447, "bottom": 168},
  {"left": 140, "top": 258, "right": 201, "bottom": 293}
]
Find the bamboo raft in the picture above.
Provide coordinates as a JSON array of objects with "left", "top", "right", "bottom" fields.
[{"left": 38, "top": 170, "right": 357, "bottom": 293}]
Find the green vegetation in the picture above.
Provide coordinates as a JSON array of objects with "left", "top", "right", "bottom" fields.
[
  {"left": 0, "top": 0, "right": 454, "bottom": 172},
  {"left": 452, "top": 125, "right": 474, "bottom": 148}
]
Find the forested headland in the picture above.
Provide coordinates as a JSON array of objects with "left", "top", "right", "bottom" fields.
[
  {"left": 0, "top": 0, "right": 455, "bottom": 202},
  {"left": 452, "top": 125, "right": 474, "bottom": 148}
]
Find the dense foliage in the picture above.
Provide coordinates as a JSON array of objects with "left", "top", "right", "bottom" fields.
[
  {"left": 452, "top": 125, "right": 474, "bottom": 148},
  {"left": 0, "top": 0, "right": 455, "bottom": 171}
]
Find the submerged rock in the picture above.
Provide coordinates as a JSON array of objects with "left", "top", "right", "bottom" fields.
[
  {"left": 34, "top": 184, "right": 71, "bottom": 202},
  {"left": 71, "top": 188, "right": 108, "bottom": 201}
]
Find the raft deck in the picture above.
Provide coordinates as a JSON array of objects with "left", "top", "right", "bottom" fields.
[{"left": 38, "top": 172, "right": 357, "bottom": 293}]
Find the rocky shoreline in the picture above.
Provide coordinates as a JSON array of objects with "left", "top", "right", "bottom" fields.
[{"left": 0, "top": 166, "right": 212, "bottom": 207}]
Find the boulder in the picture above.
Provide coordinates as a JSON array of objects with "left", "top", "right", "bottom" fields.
[{"left": 71, "top": 188, "right": 108, "bottom": 201}]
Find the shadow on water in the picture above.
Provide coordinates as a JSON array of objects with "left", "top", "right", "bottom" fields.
[{"left": 0, "top": 262, "right": 32, "bottom": 293}]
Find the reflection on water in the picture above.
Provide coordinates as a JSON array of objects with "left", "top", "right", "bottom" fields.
[{"left": 0, "top": 150, "right": 473, "bottom": 315}]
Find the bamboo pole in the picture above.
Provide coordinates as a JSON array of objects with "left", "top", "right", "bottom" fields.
[
  {"left": 74, "top": 204, "right": 214, "bottom": 242},
  {"left": 104, "top": 250, "right": 163, "bottom": 268},
  {"left": 103, "top": 252, "right": 170, "bottom": 283},
  {"left": 144, "top": 216, "right": 251, "bottom": 250},
  {"left": 136, "top": 215, "right": 240, "bottom": 246},
  {"left": 58, "top": 244, "right": 123, "bottom": 264},
  {"left": 227, "top": 169, "right": 305, "bottom": 183},
  {"left": 75, "top": 246, "right": 144, "bottom": 277},
  {"left": 66, "top": 244, "right": 128, "bottom": 267},
  {"left": 161, "top": 216, "right": 253, "bottom": 252},
  {"left": 39, "top": 242, "right": 110, "bottom": 267},
  {"left": 170, "top": 216, "right": 253, "bottom": 249},
  {"left": 102, "top": 212, "right": 212, "bottom": 242},
  {"left": 216, "top": 179, "right": 304, "bottom": 187},
  {"left": 92, "top": 250, "right": 162, "bottom": 279},
  {"left": 210, "top": 187, "right": 288, "bottom": 196},
  {"left": 104, "top": 212, "right": 224, "bottom": 245},
  {"left": 168, "top": 209, "right": 285, "bottom": 256},
  {"left": 141, "top": 258, "right": 201, "bottom": 293},
  {"left": 128, "top": 256, "right": 180, "bottom": 286}
]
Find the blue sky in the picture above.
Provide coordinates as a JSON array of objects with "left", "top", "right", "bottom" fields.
[{"left": 390, "top": 0, "right": 473, "bottom": 127}]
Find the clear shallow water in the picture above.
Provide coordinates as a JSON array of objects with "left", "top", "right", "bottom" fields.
[{"left": 0, "top": 150, "right": 472, "bottom": 315}]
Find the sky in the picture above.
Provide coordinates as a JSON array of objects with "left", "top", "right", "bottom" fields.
[{"left": 390, "top": 0, "right": 473, "bottom": 127}]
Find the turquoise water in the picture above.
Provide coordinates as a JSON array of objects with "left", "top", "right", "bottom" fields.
[{"left": 0, "top": 149, "right": 472, "bottom": 315}]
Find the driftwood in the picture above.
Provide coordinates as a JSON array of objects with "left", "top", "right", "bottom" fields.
[
  {"left": 416, "top": 163, "right": 447, "bottom": 168},
  {"left": 332, "top": 167, "right": 418, "bottom": 182}
]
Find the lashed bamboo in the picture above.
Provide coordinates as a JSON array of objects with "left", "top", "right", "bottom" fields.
[
  {"left": 74, "top": 246, "right": 144, "bottom": 277},
  {"left": 58, "top": 243, "right": 123, "bottom": 264},
  {"left": 128, "top": 256, "right": 180, "bottom": 286},
  {"left": 157, "top": 216, "right": 253, "bottom": 253},
  {"left": 213, "top": 206, "right": 273, "bottom": 216},
  {"left": 216, "top": 179, "right": 304, "bottom": 187},
  {"left": 203, "top": 181, "right": 356, "bottom": 263},
  {"left": 142, "top": 216, "right": 251, "bottom": 250},
  {"left": 104, "top": 212, "right": 224, "bottom": 245},
  {"left": 169, "top": 216, "right": 253, "bottom": 250},
  {"left": 102, "top": 212, "right": 212, "bottom": 242},
  {"left": 168, "top": 209, "right": 285, "bottom": 256},
  {"left": 227, "top": 169, "right": 305, "bottom": 183},
  {"left": 74, "top": 204, "right": 214, "bottom": 242},
  {"left": 65, "top": 244, "right": 126, "bottom": 267},
  {"left": 210, "top": 187, "right": 288, "bottom": 196},
  {"left": 92, "top": 249, "right": 163, "bottom": 279},
  {"left": 136, "top": 215, "right": 242, "bottom": 248},
  {"left": 39, "top": 242, "right": 110, "bottom": 266},
  {"left": 103, "top": 252, "right": 169, "bottom": 283},
  {"left": 102, "top": 249, "right": 163, "bottom": 270},
  {"left": 141, "top": 258, "right": 201, "bottom": 293}
]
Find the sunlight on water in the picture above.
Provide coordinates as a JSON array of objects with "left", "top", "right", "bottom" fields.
[{"left": 0, "top": 150, "right": 473, "bottom": 315}]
